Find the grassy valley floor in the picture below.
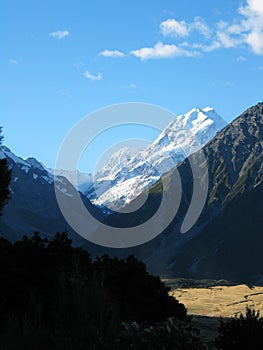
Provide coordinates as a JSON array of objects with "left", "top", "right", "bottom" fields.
[{"left": 165, "top": 282, "right": 263, "bottom": 345}]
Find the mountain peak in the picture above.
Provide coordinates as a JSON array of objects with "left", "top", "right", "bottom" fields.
[
  {"left": 90, "top": 106, "right": 227, "bottom": 209},
  {"left": 26, "top": 157, "right": 46, "bottom": 171},
  {"left": 0, "top": 145, "right": 29, "bottom": 166},
  {"left": 202, "top": 106, "right": 214, "bottom": 112},
  {"left": 165, "top": 107, "right": 226, "bottom": 139},
  {"left": 186, "top": 106, "right": 216, "bottom": 114},
  {"left": 189, "top": 106, "right": 202, "bottom": 113},
  {"left": 95, "top": 146, "right": 143, "bottom": 179}
]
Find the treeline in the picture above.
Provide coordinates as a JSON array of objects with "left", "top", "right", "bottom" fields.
[
  {"left": 1, "top": 232, "right": 263, "bottom": 349},
  {"left": 0, "top": 232, "right": 205, "bottom": 350},
  {"left": 0, "top": 233, "right": 263, "bottom": 350}
]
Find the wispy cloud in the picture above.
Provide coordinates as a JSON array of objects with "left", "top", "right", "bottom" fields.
[
  {"left": 49, "top": 30, "right": 69, "bottom": 39},
  {"left": 238, "top": 0, "right": 263, "bottom": 54},
  {"left": 192, "top": 0, "right": 263, "bottom": 54},
  {"left": 130, "top": 41, "right": 200, "bottom": 60},
  {"left": 236, "top": 55, "right": 247, "bottom": 62},
  {"left": 9, "top": 59, "right": 18, "bottom": 65},
  {"left": 160, "top": 17, "right": 210, "bottom": 38},
  {"left": 191, "top": 17, "right": 211, "bottom": 37},
  {"left": 99, "top": 1, "right": 263, "bottom": 61},
  {"left": 83, "top": 70, "right": 102, "bottom": 81},
  {"left": 99, "top": 49, "right": 125, "bottom": 57},
  {"left": 160, "top": 19, "right": 189, "bottom": 37}
]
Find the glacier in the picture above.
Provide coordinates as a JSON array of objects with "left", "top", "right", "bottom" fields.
[{"left": 87, "top": 107, "right": 227, "bottom": 210}]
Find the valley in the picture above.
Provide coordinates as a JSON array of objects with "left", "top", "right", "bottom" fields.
[
  {"left": 2, "top": 1, "right": 263, "bottom": 347},
  {"left": 169, "top": 284, "right": 263, "bottom": 318},
  {"left": 1, "top": 102, "right": 263, "bottom": 285},
  {"left": 168, "top": 282, "right": 263, "bottom": 344}
]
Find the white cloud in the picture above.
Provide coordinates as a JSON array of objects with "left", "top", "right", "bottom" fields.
[
  {"left": 9, "top": 59, "right": 18, "bottom": 64},
  {"left": 160, "top": 19, "right": 189, "bottom": 37},
  {"left": 235, "top": 0, "right": 263, "bottom": 54},
  {"left": 99, "top": 49, "right": 125, "bottom": 57},
  {"left": 130, "top": 83, "right": 136, "bottom": 89},
  {"left": 160, "top": 17, "right": 210, "bottom": 38},
  {"left": 97, "top": 1, "right": 263, "bottom": 62},
  {"left": 190, "top": 17, "right": 211, "bottom": 37},
  {"left": 192, "top": 18, "right": 243, "bottom": 52},
  {"left": 238, "top": 0, "right": 263, "bottom": 54},
  {"left": 216, "top": 31, "right": 242, "bottom": 48},
  {"left": 187, "top": 1, "right": 263, "bottom": 55},
  {"left": 83, "top": 70, "right": 102, "bottom": 81},
  {"left": 49, "top": 30, "right": 69, "bottom": 39},
  {"left": 130, "top": 41, "right": 199, "bottom": 60},
  {"left": 239, "top": 0, "right": 263, "bottom": 17},
  {"left": 192, "top": 41, "right": 220, "bottom": 52},
  {"left": 246, "top": 30, "right": 263, "bottom": 54}
]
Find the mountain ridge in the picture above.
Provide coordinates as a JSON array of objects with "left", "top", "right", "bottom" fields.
[
  {"left": 1, "top": 102, "right": 262, "bottom": 284},
  {"left": 130, "top": 102, "right": 263, "bottom": 283},
  {"left": 0, "top": 145, "right": 104, "bottom": 250},
  {"left": 89, "top": 106, "right": 227, "bottom": 209}
]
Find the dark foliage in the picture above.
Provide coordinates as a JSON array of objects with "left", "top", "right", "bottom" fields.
[
  {"left": 94, "top": 254, "right": 187, "bottom": 323},
  {"left": 0, "top": 233, "right": 192, "bottom": 349},
  {"left": 0, "top": 129, "right": 11, "bottom": 214},
  {"left": 215, "top": 307, "right": 263, "bottom": 350},
  {"left": 114, "top": 317, "right": 207, "bottom": 350}
]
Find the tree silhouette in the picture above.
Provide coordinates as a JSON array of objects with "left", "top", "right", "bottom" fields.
[
  {"left": 0, "top": 233, "right": 192, "bottom": 349},
  {"left": 94, "top": 254, "right": 187, "bottom": 323},
  {"left": 0, "top": 128, "right": 11, "bottom": 214},
  {"left": 215, "top": 307, "right": 263, "bottom": 349}
]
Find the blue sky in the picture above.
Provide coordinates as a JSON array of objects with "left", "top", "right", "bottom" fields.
[{"left": 1, "top": 0, "right": 263, "bottom": 173}]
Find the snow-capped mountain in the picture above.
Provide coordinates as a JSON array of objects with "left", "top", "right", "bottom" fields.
[
  {"left": 0, "top": 146, "right": 103, "bottom": 245},
  {"left": 0, "top": 146, "right": 54, "bottom": 184},
  {"left": 0, "top": 146, "right": 93, "bottom": 194},
  {"left": 48, "top": 169, "right": 93, "bottom": 194},
  {"left": 88, "top": 107, "right": 227, "bottom": 209},
  {"left": 86, "top": 147, "right": 143, "bottom": 202}
]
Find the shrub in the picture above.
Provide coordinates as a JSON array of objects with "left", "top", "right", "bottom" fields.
[{"left": 215, "top": 307, "right": 263, "bottom": 350}]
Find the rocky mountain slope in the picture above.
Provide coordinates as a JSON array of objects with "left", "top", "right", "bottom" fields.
[
  {"left": 49, "top": 168, "right": 93, "bottom": 194},
  {"left": 107, "top": 102, "right": 263, "bottom": 284},
  {"left": 88, "top": 107, "right": 226, "bottom": 209},
  {"left": 1, "top": 103, "right": 262, "bottom": 285},
  {"left": 0, "top": 146, "right": 103, "bottom": 248},
  {"left": 164, "top": 103, "right": 263, "bottom": 283}
]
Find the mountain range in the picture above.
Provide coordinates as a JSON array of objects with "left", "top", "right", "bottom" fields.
[
  {"left": 88, "top": 107, "right": 226, "bottom": 209},
  {"left": 163, "top": 102, "right": 263, "bottom": 284},
  {"left": 106, "top": 102, "right": 263, "bottom": 284},
  {"left": 0, "top": 146, "right": 102, "bottom": 249},
  {"left": 0, "top": 102, "right": 262, "bottom": 284}
]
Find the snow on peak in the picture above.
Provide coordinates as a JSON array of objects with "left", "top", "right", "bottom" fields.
[
  {"left": 0, "top": 145, "right": 29, "bottom": 166},
  {"left": 53, "top": 169, "right": 93, "bottom": 193},
  {"left": 0, "top": 145, "right": 54, "bottom": 184},
  {"left": 88, "top": 106, "right": 227, "bottom": 210},
  {"left": 101, "top": 146, "right": 141, "bottom": 167},
  {"left": 202, "top": 106, "right": 214, "bottom": 112},
  {"left": 95, "top": 146, "right": 143, "bottom": 181},
  {"left": 176, "top": 106, "right": 223, "bottom": 129},
  {"left": 26, "top": 157, "right": 46, "bottom": 171}
]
